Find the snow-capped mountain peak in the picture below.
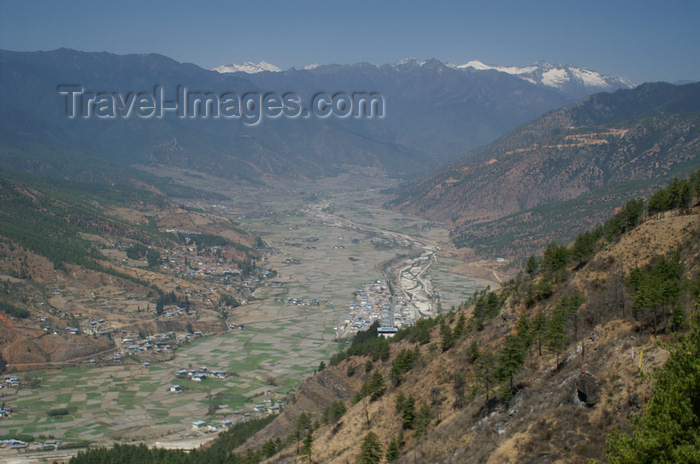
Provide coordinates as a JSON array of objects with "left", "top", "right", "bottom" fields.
[
  {"left": 457, "top": 60, "right": 539, "bottom": 75},
  {"left": 212, "top": 61, "right": 280, "bottom": 74},
  {"left": 394, "top": 57, "right": 427, "bottom": 67},
  {"left": 454, "top": 60, "right": 634, "bottom": 96}
]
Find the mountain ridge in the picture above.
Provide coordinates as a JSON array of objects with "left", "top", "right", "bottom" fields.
[
  {"left": 212, "top": 56, "right": 634, "bottom": 99},
  {"left": 388, "top": 82, "right": 700, "bottom": 259},
  {"left": 454, "top": 59, "right": 635, "bottom": 98},
  {"left": 1, "top": 48, "right": 590, "bottom": 184},
  {"left": 213, "top": 61, "right": 281, "bottom": 74},
  {"left": 234, "top": 175, "right": 700, "bottom": 464}
]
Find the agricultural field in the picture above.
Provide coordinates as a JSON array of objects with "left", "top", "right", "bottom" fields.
[
  {"left": 1, "top": 172, "right": 492, "bottom": 447},
  {"left": 2, "top": 319, "right": 337, "bottom": 444}
]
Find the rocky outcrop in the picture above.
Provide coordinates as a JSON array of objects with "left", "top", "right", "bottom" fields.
[{"left": 575, "top": 371, "right": 600, "bottom": 407}]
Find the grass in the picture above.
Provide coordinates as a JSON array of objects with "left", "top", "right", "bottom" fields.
[{"left": 0, "top": 181, "right": 484, "bottom": 445}]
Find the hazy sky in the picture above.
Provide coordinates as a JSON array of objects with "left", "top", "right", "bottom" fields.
[{"left": 1, "top": 0, "right": 698, "bottom": 84}]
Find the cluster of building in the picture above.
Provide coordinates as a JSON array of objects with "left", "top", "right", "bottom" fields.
[
  {"left": 1, "top": 375, "right": 20, "bottom": 389},
  {"left": 37, "top": 306, "right": 114, "bottom": 337},
  {"left": 191, "top": 419, "right": 233, "bottom": 432},
  {"left": 37, "top": 304, "right": 92, "bottom": 335},
  {"left": 0, "top": 439, "right": 27, "bottom": 449},
  {"left": 279, "top": 297, "right": 322, "bottom": 306},
  {"left": 336, "top": 280, "right": 415, "bottom": 338},
  {"left": 121, "top": 331, "right": 176, "bottom": 355},
  {"left": 388, "top": 294, "right": 416, "bottom": 330},
  {"left": 253, "top": 403, "right": 281, "bottom": 414},
  {"left": 162, "top": 308, "right": 188, "bottom": 318},
  {"left": 112, "top": 240, "right": 263, "bottom": 310},
  {"left": 0, "top": 377, "right": 19, "bottom": 419},
  {"left": 161, "top": 246, "right": 242, "bottom": 279},
  {"left": 172, "top": 366, "right": 227, "bottom": 387},
  {"left": 0, "top": 439, "right": 63, "bottom": 450}
]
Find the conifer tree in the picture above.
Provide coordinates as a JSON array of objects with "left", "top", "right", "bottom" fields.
[{"left": 357, "top": 432, "right": 383, "bottom": 464}]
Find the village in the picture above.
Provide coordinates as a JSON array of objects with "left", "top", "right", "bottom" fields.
[
  {"left": 335, "top": 279, "right": 416, "bottom": 339},
  {"left": 109, "top": 235, "right": 272, "bottom": 312},
  {"left": 0, "top": 180, "right": 484, "bottom": 459}
]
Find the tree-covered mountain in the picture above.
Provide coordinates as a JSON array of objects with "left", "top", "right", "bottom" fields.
[
  {"left": 64, "top": 174, "right": 700, "bottom": 464},
  {"left": 0, "top": 49, "right": 425, "bottom": 182},
  {"left": 388, "top": 82, "right": 700, "bottom": 259},
  {"left": 0, "top": 169, "right": 260, "bottom": 367}
]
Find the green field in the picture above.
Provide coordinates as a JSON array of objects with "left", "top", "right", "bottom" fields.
[{"left": 1, "top": 173, "right": 490, "bottom": 444}]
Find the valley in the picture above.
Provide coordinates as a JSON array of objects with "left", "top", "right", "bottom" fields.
[
  {"left": 0, "top": 35, "right": 697, "bottom": 464},
  {"left": 0, "top": 172, "right": 494, "bottom": 458}
]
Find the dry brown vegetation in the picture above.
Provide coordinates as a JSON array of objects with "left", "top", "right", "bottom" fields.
[
  {"left": 0, "top": 199, "right": 258, "bottom": 370},
  {"left": 242, "top": 207, "right": 699, "bottom": 463}
]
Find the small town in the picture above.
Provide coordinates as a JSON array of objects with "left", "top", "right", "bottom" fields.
[{"left": 336, "top": 280, "right": 415, "bottom": 339}]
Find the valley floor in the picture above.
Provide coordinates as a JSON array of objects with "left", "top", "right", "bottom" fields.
[{"left": 0, "top": 173, "right": 494, "bottom": 458}]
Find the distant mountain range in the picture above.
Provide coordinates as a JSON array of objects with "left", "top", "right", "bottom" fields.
[
  {"left": 2, "top": 48, "right": 696, "bottom": 261},
  {"left": 214, "top": 58, "right": 634, "bottom": 99},
  {"left": 211, "top": 58, "right": 597, "bottom": 162},
  {"left": 1, "top": 49, "right": 614, "bottom": 184}
]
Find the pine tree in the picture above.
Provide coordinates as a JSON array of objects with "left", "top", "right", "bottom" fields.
[
  {"left": 301, "top": 429, "right": 314, "bottom": 463},
  {"left": 467, "top": 340, "right": 480, "bottom": 364},
  {"left": 385, "top": 437, "right": 399, "bottom": 461},
  {"left": 516, "top": 310, "right": 532, "bottom": 347},
  {"left": 525, "top": 255, "right": 538, "bottom": 276},
  {"left": 368, "top": 371, "right": 386, "bottom": 400},
  {"left": 294, "top": 412, "right": 311, "bottom": 455},
  {"left": 607, "top": 318, "right": 700, "bottom": 463},
  {"left": 547, "top": 308, "right": 567, "bottom": 368},
  {"left": 402, "top": 395, "right": 416, "bottom": 429},
  {"left": 571, "top": 231, "right": 596, "bottom": 264},
  {"left": 440, "top": 322, "right": 454, "bottom": 351},
  {"left": 453, "top": 372, "right": 466, "bottom": 409},
  {"left": 648, "top": 189, "right": 671, "bottom": 216},
  {"left": 357, "top": 432, "right": 383, "bottom": 464},
  {"left": 542, "top": 242, "right": 570, "bottom": 274},
  {"left": 263, "top": 439, "right": 277, "bottom": 458},
  {"left": 454, "top": 313, "right": 466, "bottom": 339},
  {"left": 532, "top": 310, "right": 547, "bottom": 356},
  {"left": 395, "top": 391, "right": 406, "bottom": 414},
  {"left": 477, "top": 351, "right": 498, "bottom": 402},
  {"left": 498, "top": 333, "right": 526, "bottom": 392},
  {"left": 627, "top": 253, "right": 683, "bottom": 335},
  {"left": 414, "top": 401, "right": 433, "bottom": 437}
]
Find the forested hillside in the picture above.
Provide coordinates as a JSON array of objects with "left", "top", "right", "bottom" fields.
[
  {"left": 0, "top": 171, "right": 260, "bottom": 368},
  {"left": 67, "top": 172, "right": 700, "bottom": 463},
  {"left": 389, "top": 83, "right": 700, "bottom": 261}
]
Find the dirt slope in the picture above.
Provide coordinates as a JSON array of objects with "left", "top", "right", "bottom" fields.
[{"left": 244, "top": 207, "right": 699, "bottom": 463}]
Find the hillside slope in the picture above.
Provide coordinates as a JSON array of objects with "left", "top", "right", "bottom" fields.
[
  {"left": 388, "top": 83, "right": 700, "bottom": 259},
  {"left": 0, "top": 173, "right": 260, "bottom": 369},
  {"left": 246, "top": 187, "right": 700, "bottom": 463}
]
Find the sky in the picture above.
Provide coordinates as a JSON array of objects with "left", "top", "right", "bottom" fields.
[{"left": 0, "top": 0, "right": 698, "bottom": 84}]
